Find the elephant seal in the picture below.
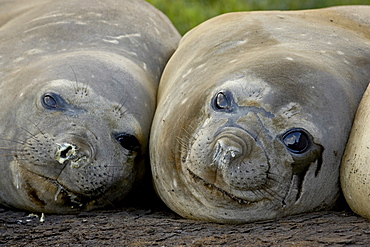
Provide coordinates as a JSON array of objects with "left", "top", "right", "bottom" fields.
[
  {"left": 341, "top": 84, "right": 370, "bottom": 220},
  {"left": 0, "top": 0, "right": 180, "bottom": 213},
  {"left": 150, "top": 6, "right": 370, "bottom": 223}
]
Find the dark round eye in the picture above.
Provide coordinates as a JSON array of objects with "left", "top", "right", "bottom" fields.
[
  {"left": 42, "top": 94, "right": 58, "bottom": 109},
  {"left": 114, "top": 133, "right": 141, "bottom": 152},
  {"left": 282, "top": 129, "right": 311, "bottom": 154},
  {"left": 214, "top": 91, "right": 232, "bottom": 111}
]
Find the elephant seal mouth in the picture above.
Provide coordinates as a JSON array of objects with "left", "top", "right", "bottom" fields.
[
  {"left": 183, "top": 121, "right": 325, "bottom": 210},
  {"left": 187, "top": 168, "right": 263, "bottom": 205},
  {"left": 19, "top": 168, "right": 94, "bottom": 211},
  {"left": 186, "top": 152, "right": 324, "bottom": 208},
  {"left": 183, "top": 125, "right": 279, "bottom": 203}
]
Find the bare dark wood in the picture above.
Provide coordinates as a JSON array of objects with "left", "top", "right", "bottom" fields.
[{"left": 1, "top": 205, "right": 369, "bottom": 246}]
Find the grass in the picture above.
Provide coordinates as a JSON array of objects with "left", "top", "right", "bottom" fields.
[{"left": 146, "top": 0, "right": 370, "bottom": 34}]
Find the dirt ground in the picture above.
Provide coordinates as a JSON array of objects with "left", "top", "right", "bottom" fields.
[{"left": 1, "top": 195, "right": 370, "bottom": 247}]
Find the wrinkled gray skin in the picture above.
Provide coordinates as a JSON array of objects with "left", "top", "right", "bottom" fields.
[
  {"left": 0, "top": 0, "right": 180, "bottom": 213},
  {"left": 150, "top": 6, "right": 370, "bottom": 223},
  {"left": 341, "top": 84, "right": 370, "bottom": 220}
]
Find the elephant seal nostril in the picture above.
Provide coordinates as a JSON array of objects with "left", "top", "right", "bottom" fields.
[
  {"left": 211, "top": 138, "right": 243, "bottom": 169},
  {"left": 0, "top": 0, "right": 180, "bottom": 214},
  {"left": 150, "top": 6, "right": 370, "bottom": 223},
  {"left": 55, "top": 143, "right": 77, "bottom": 165},
  {"left": 55, "top": 142, "right": 91, "bottom": 169}
]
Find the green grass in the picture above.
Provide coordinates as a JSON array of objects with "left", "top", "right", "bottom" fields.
[{"left": 146, "top": 0, "right": 370, "bottom": 35}]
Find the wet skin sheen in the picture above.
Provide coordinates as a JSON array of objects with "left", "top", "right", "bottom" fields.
[
  {"left": 0, "top": 0, "right": 180, "bottom": 213},
  {"left": 150, "top": 6, "right": 370, "bottom": 223}
]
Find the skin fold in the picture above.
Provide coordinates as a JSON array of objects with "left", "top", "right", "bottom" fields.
[
  {"left": 150, "top": 6, "right": 370, "bottom": 223},
  {"left": 0, "top": 0, "right": 180, "bottom": 213}
]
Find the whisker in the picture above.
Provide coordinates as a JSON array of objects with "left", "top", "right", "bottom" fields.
[
  {"left": 105, "top": 165, "right": 126, "bottom": 169},
  {"left": 67, "top": 66, "right": 90, "bottom": 105},
  {"left": 176, "top": 136, "right": 188, "bottom": 148},
  {"left": 117, "top": 93, "right": 128, "bottom": 111},
  {"left": 181, "top": 127, "right": 199, "bottom": 145},
  {"left": 94, "top": 187, "right": 115, "bottom": 208},
  {"left": 266, "top": 171, "right": 284, "bottom": 185},
  {"left": 0, "top": 157, "right": 29, "bottom": 162},
  {"left": 0, "top": 153, "right": 17, "bottom": 158},
  {"left": 181, "top": 127, "right": 193, "bottom": 139},
  {"left": 0, "top": 137, "right": 28, "bottom": 145},
  {"left": 55, "top": 163, "right": 68, "bottom": 181},
  {"left": 69, "top": 65, "right": 79, "bottom": 91},
  {"left": 0, "top": 145, "right": 18, "bottom": 150},
  {"left": 113, "top": 102, "right": 129, "bottom": 119},
  {"left": 113, "top": 78, "right": 142, "bottom": 118},
  {"left": 261, "top": 185, "right": 285, "bottom": 202},
  {"left": 22, "top": 117, "right": 47, "bottom": 140},
  {"left": 187, "top": 124, "right": 196, "bottom": 131},
  {"left": 18, "top": 126, "right": 39, "bottom": 141},
  {"left": 248, "top": 188, "right": 266, "bottom": 199}
]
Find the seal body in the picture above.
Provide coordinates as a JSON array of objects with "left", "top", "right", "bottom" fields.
[
  {"left": 150, "top": 6, "right": 370, "bottom": 223},
  {"left": 0, "top": 0, "right": 180, "bottom": 213},
  {"left": 341, "top": 84, "right": 370, "bottom": 220}
]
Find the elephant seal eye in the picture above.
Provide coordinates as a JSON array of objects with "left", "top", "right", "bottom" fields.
[
  {"left": 282, "top": 129, "right": 311, "bottom": 154},
  {"left": 41, "top": 92, "right": 87, "bottom": 116},
  {"left": 114, "top": 133, "right": 141, "bottom": 152},
  {"left": 214, "top": 91, "right": 232, "bottom": 110},
  {"left": 216, "top": 92, "right": 229, "bottom": 109},
  {"left": 42, "top": 94, "right": 58, "bottom": 109}
]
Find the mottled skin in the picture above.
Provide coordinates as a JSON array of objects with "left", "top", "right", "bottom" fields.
[
  {"left": 0, "top": 0, "right": 180, "bottom": 213},
  {"left": 150, "top": 6, "right": 370, "bottom": 223},
  {"left": 341, "top": 84, "right": 370, "bottom": 220}
]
